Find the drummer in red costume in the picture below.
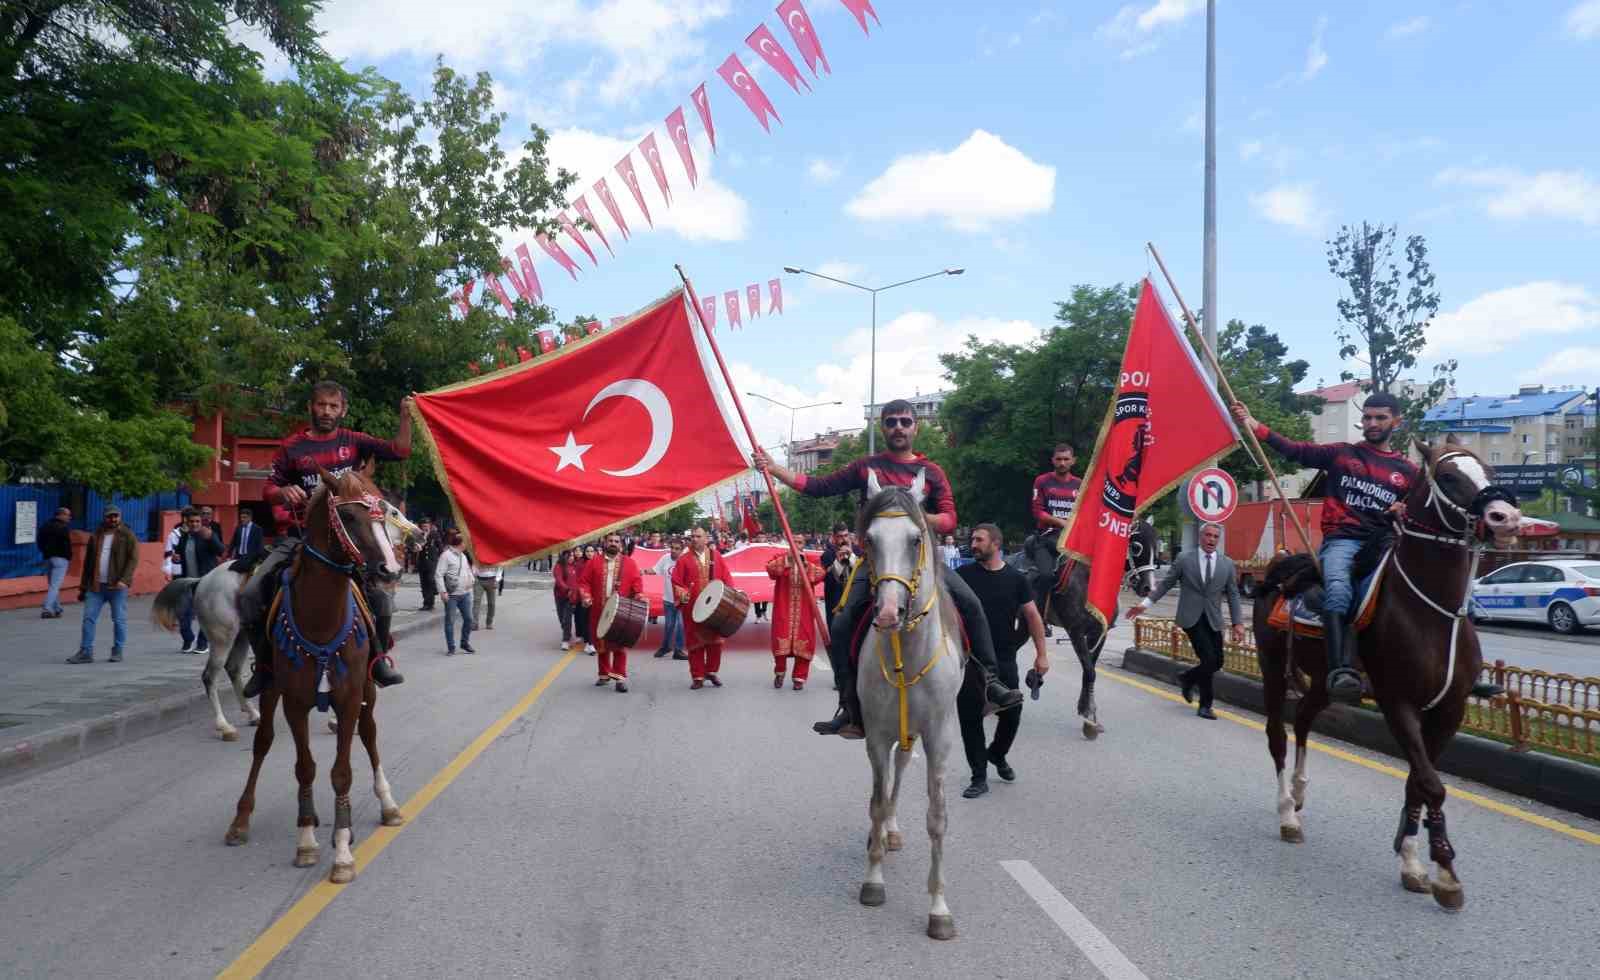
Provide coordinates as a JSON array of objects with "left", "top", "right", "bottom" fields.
[
  {"left": 671, "top": 526, "right": 734, "bottom": 690},
  {"left": 766, "top": 551, "right": 826, "bottom": 691},
  {"left": 579, "top": 532, "right": 644, "bottom": 693}
]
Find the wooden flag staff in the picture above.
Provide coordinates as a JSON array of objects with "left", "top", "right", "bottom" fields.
[
  {"left": 1146, "top": 242, "right": 1320, "bottom": 566},
  {"left": 676, "top": 264, "right": 831, "bottom": 645}
]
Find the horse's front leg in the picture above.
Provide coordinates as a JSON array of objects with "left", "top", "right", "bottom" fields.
[
  {"left": 1073, "top": 625, "right": 1105, "bottom": 739},
  {"left": 287, "top": 704, "right": 321, "bottom": 868},
  {"left": 357, "top": 686, "right": 404, "bottom": 827},
  {"left": 329, "top": 692, "right": 359, "bottom": 884},
  {"left": 860, "top": 735, "right": 892, "bottom": 907},
  {"left": 884, "top": 738, "right": 911, "bottom": 852},
  {"left": 922, "top": 723, "right": 955, "bottom": 940}
]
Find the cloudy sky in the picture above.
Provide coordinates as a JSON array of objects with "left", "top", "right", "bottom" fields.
[{"left": 296, "top": 0, "right": 1599, "bottom": 449}]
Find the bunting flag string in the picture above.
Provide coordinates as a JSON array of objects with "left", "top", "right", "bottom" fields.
[
  {"left": 556, "top": 213, "right": 598, "bottom": 266},
  {"left": 717, "top": 53, "right": 781, "bottom": 132},
  {"left": 840, "top": 0, "right": 881, "bottom": 35},
  {"left": 767, "top": 278, "right": 784, "bottom": 314},
  {"left": 638, "top": 132, "right": 673, "bottom": 205},
  {"left": 664, "top": 106, "right": 699, "bottom": 187},
  {"left": 571, "top": 195, "right": 614, "bottom": 256},
  {"left": 748, "top": 24, "right": 810, "bottom": 94},
  {"left": 778, "top": 0, "right": 829, "bottom": 76},
  {"left": 724, "top": 290, "right": 743, "bottom": 330},
  {"left": 746, "top": 283, "right": 762, "bottom": 319}
]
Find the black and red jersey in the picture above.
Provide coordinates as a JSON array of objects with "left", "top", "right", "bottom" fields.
[
  {"left": 1258, "top": 427, "right": 1419, "bottom": 540},
  {"left": 265, "top": 427, "right": 408, "bottom": 505},
  {"left": 1031, "top": 472, "right": 1081, "bottom": 529},
  {"left": 798, "top": 452, "right": 957, "bottom": 534}
]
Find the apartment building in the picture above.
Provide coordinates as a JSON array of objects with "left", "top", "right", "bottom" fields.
[{"left": 1422, "top": 385, "right": 1592, "bottom": 466}]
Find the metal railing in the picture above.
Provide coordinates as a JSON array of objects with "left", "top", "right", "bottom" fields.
[{"left": 1132, "top": 619, "right": 1600, "bottom": 764}]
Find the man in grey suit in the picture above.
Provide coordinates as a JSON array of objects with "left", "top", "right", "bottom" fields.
[{"left": 1127, "top": 522, "right": 1243, "bottom": 720}]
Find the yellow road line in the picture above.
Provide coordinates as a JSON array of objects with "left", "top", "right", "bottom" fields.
[
  {"left": 1101, "top": 669, "right": 1600, "bottom": 847},
  {"left": 218, "top": 651, "right": 578, "bottom": 979}
]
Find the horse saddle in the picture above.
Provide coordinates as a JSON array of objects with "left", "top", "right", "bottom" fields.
[{"left": 1267, "top": 553, "right": 1389, "bottom": 639}]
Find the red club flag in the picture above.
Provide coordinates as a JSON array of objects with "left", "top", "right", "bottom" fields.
[
  {"left": 504, "top": 246, "right": 543, "bottom": 303},
  {"left": 592, "top": 178, "right": 631, "bottom": 241},
  {"left": 777, "top": 0, "right": 830, "bottom": 76},
  {"left": 537, "top": 232, "right": 581, "bottom": 281},
  {"left": 839, "top": 0, "right": 880, "bottom": 35},
  {"left": 747, "top": 24, "right": 810, "bottom": 94},
  {"left": 700, "top": 294, "right": 718, "bottom": 330},
  {"left": 746, "top": 283, "right": 762, "bottom": 319},
  {"left": 664, "top": 107, "right": 699, "bottom": 188},
  {"left": 768, "top": 277, "right": 784, "bottom": 314},
  {"left": 538, "top": 331, "right": 557, "bottom": 354},
  {"left": 556, "top": 213, "right": 598, "bottom": 267},
  {"left": 615, "top": 153, "right": 653, "bottom": 228},
  {"left": 572, "top": 195, "right": 615, "bottom": 256},
  {"left": 1061, "top": 279, "right": 1239, "bottom": 627},
  {"left": 724, "top": 290, "right": 743, "bottom": 329},
  {"left": 413, "top": 291, "right": 753, "bottom": 563},
  {"left": 716, "top": 53, "right": 781, "bottom": 132},
  {"left": 638, "top": 132, "right": 673, "bottom": 205},
  {"left": 485, "top": 273, "right": 517, "bottom": 315},
  {"left": 691, "top": 83, "right": 717, "bottom": 152}
]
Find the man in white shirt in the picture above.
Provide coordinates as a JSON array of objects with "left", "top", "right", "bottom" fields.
[
  {"left": 651, "top": 537, "right": 687, "bottom": 659},
  {"left": 435, "top": 532, "right": 477, "bottom": 655}
]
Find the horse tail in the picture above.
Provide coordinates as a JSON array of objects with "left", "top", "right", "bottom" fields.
[{"left": 152, "top": 577, "right": 199, "bottom": 632}]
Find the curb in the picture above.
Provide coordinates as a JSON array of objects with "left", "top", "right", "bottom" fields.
[
  {"left": 1121, "top": 647, "right": 1600, "bottom": 822},
  {"left": 0, "top": 612, "right": 443, "bottom": 789}
]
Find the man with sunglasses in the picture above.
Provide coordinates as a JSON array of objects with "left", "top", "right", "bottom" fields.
[{"left": 754, "top": 399, "right": 1024, "bottom": 738}]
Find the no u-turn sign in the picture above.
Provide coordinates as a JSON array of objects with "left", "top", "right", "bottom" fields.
[{"left": 1187, "top": 467, "right": 1238, "bottom": 523}]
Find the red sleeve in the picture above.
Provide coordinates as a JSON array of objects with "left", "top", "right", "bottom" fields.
[
  {"left": 1029, "top": 474, "right": 1049, "bottom": 525},
  {"left": 921, "top": 462, "right": 957, "bottom": 535},
  {"left": 670, "top": 554, "right": 692, "bottom": 592},
  {"left": 265, "top": 446, "right": 293, "bottom": 504},
  {"left": 797, "top": 457, "right": 865, "bottom": 498},
  {"left": 767, "top": 556, "right": 785, "bottom": 580},
  {"left": 623, "top": 559, "right": 643, "bottom": 598},
  {"left": 577, "top": 561, "right": 597, "bottom": 603},
  {"left": 1261, "top": 428, "right": 1342, "bottom": 470},
  {"left": 351, "top": 430, "right": 409, "bottom": 462},
  {"left": 714, "top": 553, "right": 733, "bottom": 585}
]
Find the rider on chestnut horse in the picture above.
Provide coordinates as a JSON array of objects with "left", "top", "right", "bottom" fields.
[{"left": 241, "top": 381, "right": 414, "bottom": 697}]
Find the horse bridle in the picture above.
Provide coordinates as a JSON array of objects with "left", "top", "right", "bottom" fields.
[
  {"left": 865, "top": 510, "right": 937, "bottom": 633},
  {"left": 304, "top": 488, "right": 385, "bottom": 576}
]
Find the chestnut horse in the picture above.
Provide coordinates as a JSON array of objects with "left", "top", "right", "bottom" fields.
[
  {"left": 224, "top": 467, "right": 405, "bottom": 884},
  {"left": 1253, "top": 443, "right": 1523, "bottom": 911}
]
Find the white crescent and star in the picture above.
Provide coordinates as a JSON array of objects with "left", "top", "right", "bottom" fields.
[
  {"left": 759, "top": 38, "right": 780, "bottom": 58},
  {"left": 788, "top": 11, "right": 808, "bottom": 34},
  {"left": 732, "top": 71, "right": 751, "bottom": 90},
  {"left": 547, "top": 379, "right": 674, "bottom": 478}
]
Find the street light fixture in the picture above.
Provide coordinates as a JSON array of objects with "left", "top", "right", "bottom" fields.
[
  {"left": 744, "top": 392, "right": 843, "bottom": 467},
  {"left": 782, "top": 265, "right": 964, "bottom": 453}
]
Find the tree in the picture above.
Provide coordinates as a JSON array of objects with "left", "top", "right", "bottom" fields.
[
  {"left": 1214, "top": 318, "right": 1321, "bottom": 486},
  {"left": 638, "top": 501, "right": 702, "bottom": 535},
  {"left": 1325, "top": 223, "right": 1455, "bottom": 437}
]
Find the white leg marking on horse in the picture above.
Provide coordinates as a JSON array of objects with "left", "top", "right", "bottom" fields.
[
  {"left": 1276, "top": 770, "right": 1300, "bottom": 837},
  {"left": 1399, "top": 835, "right": 1428, "bottom": 892},
  {"left": 1002, "top": 860, "right": 1149, "bottom": 980},
  {"left": 374, "top": 764, "right": 399, "bottom": 812},
  {"left": 297, "top": 824, "right": 317, "bottom": 851},
  {"left": 332, "top": 827, "right": 354, "bottom": 868},
  {"left": 1291, "top": 743, "right": 1309, "bottom": 811}
]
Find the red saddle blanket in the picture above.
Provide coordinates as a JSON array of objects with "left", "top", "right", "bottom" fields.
[{"left": 1266, "top": 556, "right": 1388, "bottom": 640}]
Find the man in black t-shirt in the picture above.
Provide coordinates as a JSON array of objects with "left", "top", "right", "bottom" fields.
[{"left": 954, "top": 523, "right": 1050, "bottom": 800}]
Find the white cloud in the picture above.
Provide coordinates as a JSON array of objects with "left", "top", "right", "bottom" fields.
[
  {"left": 1250, "top": 183, "right": 1328, "bottom": 233},
  {"left": 1096, "top": 0, "right": 1204, "bottom": 57},
  {"left": 1385, "top": 16, "right": 1431, "bottom": 39},
  {"left": 806, "top": 158, "right": 842, "bottom": 184},
  {"left": 1566, "top": 1, "right": 1600, "bottom": 39},
  {"left": 1436, "top": 167, "right": 1600, "bottom": 225},
  {"left": 1429, "top": 282, "right": 1600, "bottom": 357},
  {"left": 1521, "top": 346, "right": 1600, "bottom": 383},
  {"left": 544, "top": 126, "right": 748, "bottom": 242},
  {"left": 1302, "top": 15, "right": 1329, "bottom": 81},
  {"left": 844, "top": 130, "right": 1056, "bottom": 233}
]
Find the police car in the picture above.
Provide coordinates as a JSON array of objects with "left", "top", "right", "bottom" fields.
[{"left": 1470, "top": 560, "right": 1600, "bottom": 635}]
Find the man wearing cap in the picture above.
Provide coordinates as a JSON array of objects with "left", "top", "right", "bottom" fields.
[{"left": 65, "top": 506, "right": 139, "bottom": 664}]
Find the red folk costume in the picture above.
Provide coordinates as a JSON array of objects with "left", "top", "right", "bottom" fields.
[
  {"left": 579, "top": 553, "right": 644, "bottom": 681},
  {"left": 671, "top": 545, "right": 733, "bottom": 683},
  {"left": 766, "top": 554, "right": 825, "bottom": 687}
]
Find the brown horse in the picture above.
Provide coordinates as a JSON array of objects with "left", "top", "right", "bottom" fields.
[
  {"left": 1254, "top": 442, "right": 1524, "bottom": 911},
  {"left": 224, "top": 467, "right": 405, "bottom": 883}
]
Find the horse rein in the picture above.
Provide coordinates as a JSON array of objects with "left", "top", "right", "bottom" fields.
[
  {"left": 864, "top": 508, "right": 952, "bottom": 751},
  {"left": 303, "top": 488, "right": 385, "bottom": 577}
]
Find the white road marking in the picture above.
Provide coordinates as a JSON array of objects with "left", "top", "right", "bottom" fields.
[{"left": 1002, "top": 860, "right": 1149, "bottom": 980}]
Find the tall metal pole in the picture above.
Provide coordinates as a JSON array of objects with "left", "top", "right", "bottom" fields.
[
  {"left": 868, "top": 291, "right": 878, "bottom": 455},
  {"left": 1182, "top": 0, "right": 1220, "bottom": 557}
]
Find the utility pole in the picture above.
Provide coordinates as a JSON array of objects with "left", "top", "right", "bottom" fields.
[{"left": 1183, "top": 0, "right": 1220, "bottom": 556}]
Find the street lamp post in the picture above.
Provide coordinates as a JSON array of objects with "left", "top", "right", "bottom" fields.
[
  {"left": 745, "top": 393, "right": 844, "bottom": 468},
  {"left": 782, "top": 265, "right": 964, "bottom": 454}
]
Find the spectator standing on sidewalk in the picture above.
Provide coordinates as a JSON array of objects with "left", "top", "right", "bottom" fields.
[
  {"left": 435, "top": 532, "right": 476, "bottom": 655},
  {"left": 416, "top": 517, "right": 443, "bottom": 611},
  {"left": 474, "top": 557, "right": 503, "bottom": 630},
  {"left": 37, "top": 506, "right": 73, "bottom": 619},
  {"left": 226, "top": 508, "right": 265, "bottom": 562},
  {"left": 198, "top": 505, "right": 224, "bottom": 540},
  {"left": 65, "top": 506, "right": 139, "bottom": 664},
  {"left": 173, "top": 508, "right": 223, "bottom": 653}
]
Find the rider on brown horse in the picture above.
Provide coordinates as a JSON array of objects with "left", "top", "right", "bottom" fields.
[
  {"left": 241, "top": 381, "right": 414, "bottom": 697},
  {"left": 1232, "top": 392, "right": 1503, "bottom": 701}
]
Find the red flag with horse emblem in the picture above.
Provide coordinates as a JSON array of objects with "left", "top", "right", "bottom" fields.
[
  {"left": 1060, "top": 279, "right": 1239, "bottom": 627},
  {"left": 412, "top": 291, "right": 753, "bottom": 564}
]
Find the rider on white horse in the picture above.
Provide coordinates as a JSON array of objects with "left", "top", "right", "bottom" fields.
[
  {"left": 753, "top": 399, "right": 1025, "bottom": 739},
  {"left": 241, "top": 381, "right": 414, "bottom": 697}
]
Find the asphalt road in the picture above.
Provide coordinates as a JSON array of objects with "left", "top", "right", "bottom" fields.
[{"left": 2, "top": 593, "right": 1598, "bottom": 980}]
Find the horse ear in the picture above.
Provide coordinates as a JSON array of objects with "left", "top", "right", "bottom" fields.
[
  {"left": 910, "top": 468, "right": 927, "bottom": 502},
  {"left": 1415, "top": 441, "right": 1436, "bottom": 464},
  {"left": 315, "top": 463, "right": 336, "bottom": 488},
  {"left": 866, "top": 468, "right": 883, "bottom": 496},
  {"left": 1444, "top": 433, "right": 1461, "bottom": 446}
]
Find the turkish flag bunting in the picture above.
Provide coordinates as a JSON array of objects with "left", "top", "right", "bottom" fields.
[
  {"left": 452, "top": 280, "right": 474, "bottom": 316},
  {"left": 556, "top": 213, "right": 598, "bottom": 267},
  {"left": 768, "top": 278, "right": 784, "bottom": 314},
  {"left": 504, "top": 246, "right": 543, "bottom": 303},
  {"left": 485, "top": 274, "right": 517, "bottom": 315},
  {"left": 746, "top": 283, "right": 762, "bottom": 319},
  {"left": 664, "top": 107, "right": 698, "bottom": 188},
  {"left": 572, "top": 195, "right": 615, "bottom": 256},
  {"left": 700, "top": 294, "right": 717, "bottom": 330},
  {"left": 592, "top": 178, "right": 631, "bottom": 241},
  {"left": 839, "top": 0, "right": 880, "bottom": 35},
  {"left": 777, "top": 0, "right": 830, "bottom": 76},
  {"left": 716, "top": 53, "right": 781, "bottom": 132},
  {"left": 724, "top": 290, "right": 743, "bottom": 329},
  {"left": 413, "top": 292, "right": 752, "bottom": 564},
  {"left": 537, "top": 233, "right": 581, "bottom": 281},
  {"left": 638, "top": 132, "right": 673, "bottom": 205},
  {"left": 614, "top": 153, "right": 653, "bottom": 228},
  {"left": 537, "top": 331, "right": 556, "bottom": 354},
  {"left": 1061, "top": 279, "right": 1239, "bottom": 627},
  {"left": 691, "top": 83, "right": 717, "bottom": 152},
  {"left": 747, "top": 24, "right": 810, "bottom": 94}
]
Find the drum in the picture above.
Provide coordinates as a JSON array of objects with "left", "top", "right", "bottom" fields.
[
  {"left": 598, "top": 594, "right": 648, "bottom": 647},
  {"left": 692, "top": 580, "right": 750, "bottom": 638}
]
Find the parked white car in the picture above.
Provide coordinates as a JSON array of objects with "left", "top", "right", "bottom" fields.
[{"left": 1470, "top": 560, "right": 1600, "bottom": 635}]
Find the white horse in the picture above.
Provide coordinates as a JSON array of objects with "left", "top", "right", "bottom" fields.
[
  {"left": 854, "top": 472, "right": 965, "bottom": 941},
  {"left": 152, "top": 500, "right": 418, "bottom": 742}
]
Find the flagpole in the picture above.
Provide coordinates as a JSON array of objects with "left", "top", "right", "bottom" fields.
[
  {"left": 1146, "top": 243, "right": 1320, "bottom": 565},
  {"left": 676, "top": 264, "right": 831, "bottom": 644}
]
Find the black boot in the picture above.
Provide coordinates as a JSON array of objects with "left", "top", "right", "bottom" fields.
[
  {"left": 1322, "top": 612, "right": 1362, "bottom": 702},
  {"left": 1471, "top": 680, "right": 1506, "bottom": 698},
  {"left": 371, "top": 656, "right": 404, "bottom": 687}
]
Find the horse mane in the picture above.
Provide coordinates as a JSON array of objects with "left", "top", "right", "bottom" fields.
[{"left": 857, "top": 485, "right": 930, "bottom": 547}]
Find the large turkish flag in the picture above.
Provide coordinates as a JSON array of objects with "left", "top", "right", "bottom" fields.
[
  {"left": 1061, "top": 279, "right": 1239, "bottom": 627},
  {"left": 412, "top": 290, "right": 752, "bottom": 564}
]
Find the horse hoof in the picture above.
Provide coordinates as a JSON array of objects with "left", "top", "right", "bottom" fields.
[
  {"left": 293, "top": 847, "right": 320, "bottom": 868},
  {"left": 1401, "top": 871, "right": 1430, "bottom": 894},
  {"left": 220, "top": 729, "right": 239, "bottom": 742},
  {"left": 927, "top": 914, "right": 957, "bottom": 940},
  {"left": 1431, "top": 877, "right": 1465, "bottom": 912},
  {"left": 1082, "top": 720, "right": 1102, "bottom": 741},
  {"left": 1279, "top": 824, "right": 1303, "bottom": 843},
  {"left": 885, "top": 831, "right": 903, "bottom": 852},
  {"left": 380, "top": 808, "right": 406, "bottom": 827},
  {"left": 859, "top": 882, "right": 886, "bottom": 907},
  {"left": 224, "top": 827, "right": 249, "bottom": 846}
]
